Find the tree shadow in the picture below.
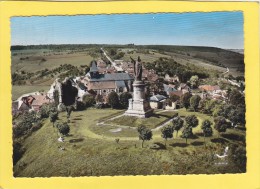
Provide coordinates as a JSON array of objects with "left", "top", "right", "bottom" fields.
[
  {"left": 236, "top": 126, "right": 246, "bottom": 131},
  {"left": 190, "top": 135, "right": 199, "bottom": 139},
  {"left": 221, "top": 133, "right": 245, "bottom": 142},
  {"left": 195, "top": 133, "right": 204, "bottom": 137},
  {"left": 151, "top": 113, "right": 172, "bottom": 119},
  {"left": 75, "top": 115, "right": 83, "bottom": 117},
  {"left": 190, "top": 141, "right": 204, "bottom": 146},
  {"left": 211, "top": 138, "right": 229, "bottom": 144},
  {"left": 73, "top": 118, "right": 82, "bottom": 121},
  {"left": 69, "top": 138, "right": 84, "bottom": 143},
  {"left": 150, "top": 142, "right": 166, "bottom": 150},
  {"left": 170, "top": 142, "right": 188, "bottom": 147}
]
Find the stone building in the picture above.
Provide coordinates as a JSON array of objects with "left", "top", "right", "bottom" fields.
[{"left": 86, "top": 60, "right": 134, "bottom": 95}]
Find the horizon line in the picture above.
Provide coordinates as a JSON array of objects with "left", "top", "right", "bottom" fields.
[{"left": 10, "top": 43, "right": 244, "bottom": 50}]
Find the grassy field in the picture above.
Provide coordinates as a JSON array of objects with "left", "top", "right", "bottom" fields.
[
  {"left": 105, "top": 110, "right": 175, "bottom": 129},
  {"left": 12, "top": 50, "right": 93, "bottom": 73},
  {"left": 14, "top": 108, "right": 246, "bottom": 177},
  {"left": 12, "top": 85, "right": 50, "bottom": 100}
]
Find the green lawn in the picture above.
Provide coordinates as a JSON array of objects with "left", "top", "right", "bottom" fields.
[
  {"left": 12, "top": 85, "right": 50, "bottom": 100},
  {"left": 14, "top": 108, "right": 246, "bottom": 177},
  {"left": 105, "top": 111, "right": 176, "bottom": 129}
]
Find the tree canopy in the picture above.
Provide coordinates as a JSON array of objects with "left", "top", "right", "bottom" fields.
[
  {"left": 181, "top": 93, "right": 192, "bottom": 110},
  {"left": 161, "top": 125, "right": 174, "bottom": 147},
  {"left": 190, "top": 95, "right": 201, "bottom": 111},
  {"left": 119, "top": 92, "right": 132, "bottom": 108},
  {"left": 185, "top": 115, "right": 199, "bottom": 128},
  {"left": 172, "top": 116, "right": 184, "bottom": 137},
  {"left": 107, "top": 91, "right": 119, "bottom": 109},
  {"left": 137, "top": 125, "right": 152, "bottom": 148}
]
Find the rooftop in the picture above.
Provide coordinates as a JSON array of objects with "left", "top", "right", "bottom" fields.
[{"left": 89, "top": 73, "right": 133, "bottom": 82}]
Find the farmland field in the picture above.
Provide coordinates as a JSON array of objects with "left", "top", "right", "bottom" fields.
[
  {"left": 12, "top": 50, "right": 93, "bottom": 73},
  {"left": 12, "top": 85, "right": 50, "bottom": 100}
]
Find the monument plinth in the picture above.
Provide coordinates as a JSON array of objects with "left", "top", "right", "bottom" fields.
[{"left": 124, "top": 57, "right": 153, "bottom": 118}]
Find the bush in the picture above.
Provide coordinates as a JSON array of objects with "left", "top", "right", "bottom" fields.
[
  {"left": 13, "top": 139, "right": 26, "bottom": 165},
  {"left": 39, "top": 104, "right": 53, "bottom": 118},
  {"left": 30, "top": 121, "right": 43, "bottom": 132},
  {"left": 82, "top": 94, "right": 95, "bottom": 108},
  {"left": 107, "top": 91, "right": 119, "bottom": 109},
  {"left": 76, "top": 101, "right": 86, "bottom": 111},
  {"left": 119, "top": 92, "right": 132, "bottom": 108},
  {"left": 55, "top": 122, "right": 70, "bottom": 136}
]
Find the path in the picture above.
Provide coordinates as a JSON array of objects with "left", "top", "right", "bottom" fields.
[{"left": 93, "top": 110, "right": 177, "bottom": 141}]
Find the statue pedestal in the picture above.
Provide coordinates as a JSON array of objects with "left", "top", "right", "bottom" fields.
[{"left": 124, "top": 81, "right": 153, "bottom": 118}]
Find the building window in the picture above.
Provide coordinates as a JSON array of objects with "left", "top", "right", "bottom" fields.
[{"left": 119, "top": 87, "right": 123, "bottom": 93}]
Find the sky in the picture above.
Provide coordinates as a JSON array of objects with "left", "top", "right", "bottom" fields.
[{"left": 11, "top": 12, "right": 244, "bottom": 49}]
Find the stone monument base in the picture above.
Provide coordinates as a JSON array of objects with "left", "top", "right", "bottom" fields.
[{"left": 124, "top": 99, "right": 154, "bottom": 118}]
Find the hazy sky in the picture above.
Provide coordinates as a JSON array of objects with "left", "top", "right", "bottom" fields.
[{"left": 11, "top": 12, "right": 244, "bottom": 49}]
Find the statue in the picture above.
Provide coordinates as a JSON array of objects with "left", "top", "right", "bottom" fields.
[{"left": 131, "top": 56, "right": 142, "bottom": 81}]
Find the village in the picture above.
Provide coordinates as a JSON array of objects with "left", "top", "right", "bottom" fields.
[
  {"left": 12, "top": 47, "right": 244, "bottom": 115},
  {"left": 11, "top": 45, "right": 247, "bottom": 176}
]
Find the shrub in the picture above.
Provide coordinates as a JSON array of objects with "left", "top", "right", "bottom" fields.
[
  {"left": 107, "top": 91, "right": 119, "bottom": 109},
  {"left": 13, "top": 139, "right": 26, "bottom": 165},
  {"left": 55, "top": 122, "right": 70, "bottom": 136},
  {"left": 82, "top": 94, "right": 95, "bottom": 108}
]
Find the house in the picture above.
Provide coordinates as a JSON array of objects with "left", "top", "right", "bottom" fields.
[
  {"left": 198, "top": 85, "right": 221, "bottom": 94},
  {"left": 12, "top": 100, "right": 30, "bottom": 114},
  {"left": 164, "top": 74, "right": 179, "bottom": 83},
  {"left": 149, "top": 94, "right": 167, "bottom": 109},
  {"left": 163, "top": 84, "right": 177, "bottom": 95},
  {"left": 12, "top": 94, "right": 51, "bottom": 114},
  {"left": 31, "top": 95, "right": 52, "bottom": 111},
  {"left": 178, "top": 83, "right": 191, "bottom": 93}
]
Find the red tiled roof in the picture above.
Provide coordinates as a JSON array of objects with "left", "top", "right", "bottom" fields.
[
  {"left": 88, "top": 81, "right": 116, "bottom": 90},
  {"left": 31, "top": 95, "right": 50, "bottom": 106},
  {"left": 169, "top": 91, "right": 184, "bottom": 97},
  {"left": 199, "top": 85, "right": 220, "bottom": 91}
]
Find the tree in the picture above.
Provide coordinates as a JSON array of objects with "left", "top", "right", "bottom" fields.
[
  {"left": 39, "top": 104, "right": 51, "bottom": 118},
  {"left": 214, "top": 116, "right": 230, "bottom": 137},
  {"left": 82, "top": 94, "right": 95, "bottom": 107},
  {"left": 181, "top": 126, "right": 193, "bottom": 144},
  {"left": 119, "top": 92, "right": 132, "bottom": 108},
  {"left": 172, "top": 116, "right": 184, "bottom": 137},
  {"left": 65, "top": 105, "right": 74, "bottom": 122},
  {"left": 190, "top": 95, "right": 201, "bottom": 111},
  {"left": 49, "top": 110, "right": 58, "bottom": 127},
  {"left": 228, "top": 107, "right": 245, "bottom": 127},
  {"left": 95, "top": 94, "right": 103, "bottom": 104},
  {"left": 161, "top": 125, "right": 174, "bottom": 148},
  {"left": 229, "top": 89, "right": 245, "bottom": 107},
  {"left": 185, "top": 115, "right": 199, "bottom": 128},
  {"left": 180, "top": 93, "right": 192, "bottom": 110},
  {"left": 55, "top": 122, "right": 70, "bottom": 136},
  {"left": 53, "top": 90, "right": 60, "bottom": 106},
  {"left": 189, "top": 75, "right": 199, "bottom": 89},
  {"left": 109, "top": 48, "right": 117, "bottom": 56},
  {"left": 201, "top": 119, "right": 213, "bottom": 146},
  {"left": 137, "top": 125, "right": 152, "bottom": 148},
  {"left": 107, "top": 91, "right": 119, "bottom": 109},
  {"left": 169, "top": 94, "right": 180, "bottom": 103},
  {"left": 13, "top": 139, "right": 26, "bottom": 165},
  {"left": 229, "top": 144, "right": 246, "bottom": 172}
]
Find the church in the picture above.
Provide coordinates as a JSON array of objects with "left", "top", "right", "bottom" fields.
[{"left": 85, "top": 60, "right": 134, "bottom": 95}]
